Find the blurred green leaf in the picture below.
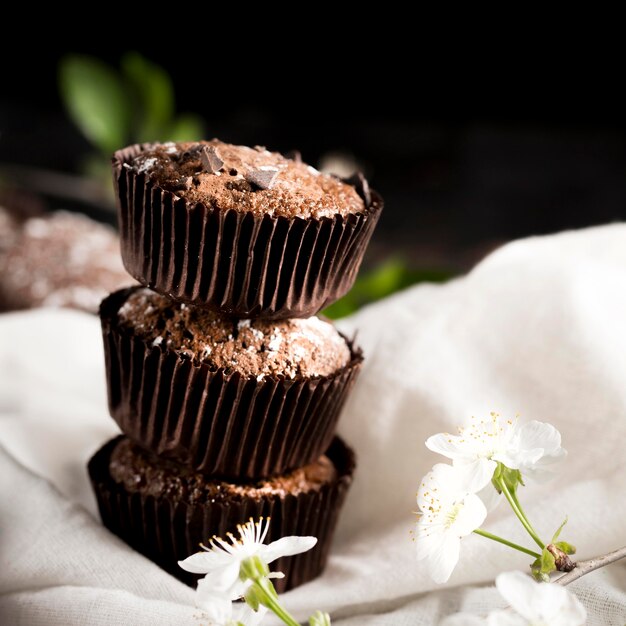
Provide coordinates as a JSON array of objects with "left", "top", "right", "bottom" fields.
[
  {"left": 551, "top": 517, "right": 568, "bottom": 543},
  {"left": 531, "top": 547, "right": 556, "bottom": 581},
  {"left": 167, "top": 113, "right": 205, "bottom": 142},
  {"left": 122, "top": 52, "right": 174, "bottom": 142},
  {"left": 59, "top": 55, "right": 130, "bottom": 154},
  {"left": 323, "top": 259, "right": 452, "bottom": 319},
  {"left": 82, "top": 154, "right": 115, "bottom": 200}
]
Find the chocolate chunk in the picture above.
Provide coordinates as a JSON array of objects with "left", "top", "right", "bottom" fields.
[
  {"left": 246, "top": 167, "right": 279, "bottom": 190},
  {"left": 284, "top": 150, "right": 302, "bottom": 163},
  {"left": 345, "top": 172, "right": 371, "bottom": 206},
  {"left": 200, "top": 146, "right": 224, "bottom": 174},
  {"left": 171, "top": 176, "right": 193, "bottom": 191},
  {"left": 182, "top": 144, "right": 203, "bottom": 160}
]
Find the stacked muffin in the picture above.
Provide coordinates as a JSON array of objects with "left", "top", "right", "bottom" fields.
[{"left": 88, "top": 140, "right": 382, "bottom": 591}]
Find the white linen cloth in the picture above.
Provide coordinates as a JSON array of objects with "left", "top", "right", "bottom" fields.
[{"left": 1, "top": 224, "right": 626, "bottom": 625}]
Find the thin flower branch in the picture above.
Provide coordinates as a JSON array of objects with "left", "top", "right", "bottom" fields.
[
  {"left": 473, "top": 529, "right": 541, "bottom": 559},
  {"left": 555, "top": 545, "right": 626, "bottom": 586},
  {"left": 495, "top": 476, "right": 545, "bottom": 550}
]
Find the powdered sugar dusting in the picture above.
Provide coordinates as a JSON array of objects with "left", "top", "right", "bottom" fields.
[
  {"left": 137, "top": 157, "right": 157, "bottom": 173},
  {"left": 118, "top": 289, "right": 352, "bottom": 379}
]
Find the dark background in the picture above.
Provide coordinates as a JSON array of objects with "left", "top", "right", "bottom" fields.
[{"left": 2, "top": 46, "right": 625, "bottom": 274}]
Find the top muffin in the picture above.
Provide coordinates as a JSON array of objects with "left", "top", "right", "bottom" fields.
[{"left": 128, "top": 140, "right": 365, "bottom": 219}]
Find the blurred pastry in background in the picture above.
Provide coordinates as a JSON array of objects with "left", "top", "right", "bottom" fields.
[{"left": 0, "top": 207, "right": 133, "bottom": 313}]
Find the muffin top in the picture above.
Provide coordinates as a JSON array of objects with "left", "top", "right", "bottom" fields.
[
  {"left": 127, "top": 140, "right": 366, "bottom": 219},
  {"left": 117, "top": 288, "right": 352, "bottom": 379},
  {"left": 0, "top": 210, "right": 132, "bottom": 312},
  {"left": 109, "top": 438, "right": 337, "bottom": 503}
]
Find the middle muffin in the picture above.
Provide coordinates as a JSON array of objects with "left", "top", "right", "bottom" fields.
[{"left": 100, "top": 286, "right": 362, "bottom": 479}]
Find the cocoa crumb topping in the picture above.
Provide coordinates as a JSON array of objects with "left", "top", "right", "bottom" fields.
[
  {"left": 129, "top": 140, "right": 366, "bottom": 219},
  {"left": 109, "top": 438, "right": 337, "bottom": 503},
  {"left": 117, "top": 288, "right": 351, "bottom": 379}
]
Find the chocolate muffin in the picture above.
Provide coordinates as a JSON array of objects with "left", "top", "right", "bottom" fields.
[
  {"left": 113, "top": 140, "right": 383, "bottom": 318},
  {"left": 0, "top": 210, "right": 132, "bottom": 313},
  {"left": 100, "top": 287, "right": 362, "bottom": 478},
  {"left": 88, "top": 435, "right": 355, "bottom": 591}
]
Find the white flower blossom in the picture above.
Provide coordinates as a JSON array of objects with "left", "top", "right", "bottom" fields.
[
  {"left": 426, "top": 413, "right": 567, "bottom": 493},
  {"left": 491, "top": 571, "right": 586, "bottom": 625},
  {"left": 415, "top": 463, "right": 487, "bottom": 583},
  {"left": 195, "top": 582, "right": 267, "bottom": 626},
  {"left": 179, "top": 517, "right": 316, "bottom": 616},
  {"left": 440, "top": 571, "right": 586, "bottom": 626}
]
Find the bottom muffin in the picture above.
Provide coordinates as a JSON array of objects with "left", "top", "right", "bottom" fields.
[{"left": 88, "top": 435, "right": 355, "bottom": 592}]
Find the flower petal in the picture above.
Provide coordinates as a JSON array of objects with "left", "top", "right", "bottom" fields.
[
  {"left": 425, "top": 534, "right": 460, "bottom": 584},
  {"left": 554, "top": 594, "right": 587, "bottom": 626},
  {"left": 455, "top": 458, "right": 498, "bottom": 493},
  {"left": 508, "top": 420, "right": 567, "bottom": 476},
  {"left": 435, "top": 463, "right": 483, "bottom": 497},
  {"left": 415, "top": 525, "right": 443, "bottom": 560},
  {"left": 517, "top": 420, "right": 563, "bottom": 455},
  {"left": 195, "top": 581, "right": 233, "bottom": 622},
  {"left": 495, "top": 571, "right": 539, "bottom": 620},
  {"left": 178, "top": 549, "right": 234, "bottom": 574},
  {"left": 451, "top": 493, "right": 487, "bottom": 537},
  {"left": 477, "top": 482, "right": 503, "bottom": 513},
  {"left": 426, "top": 433, "right": 469, "bottom": 460},
  {"left": 199, "top": 561, "right": 242, "bottom": 596},
  {"left": 486, "top": 610, "right": 527, "bottom": 626},
  {"left": 495, "top": 571, "right": 586, "bottom": 626},
  {"left": 417, "top": 467, "right": 439, "bottom": 511},
  {"left": 261, "top": 536, "right": 317, "bottom": 564},
  {"left": 532, "top": 577, "right": 587, "bottom": 625},
  {"left": 234, "top": 603, "right": 268, "bottom": 626}
]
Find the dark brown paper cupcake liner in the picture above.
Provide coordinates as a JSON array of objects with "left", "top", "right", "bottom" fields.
[
  {"left": 88, "top": 435, "right": 355, "bottom": 592},
  {"left": 113, "top": 144, "right": 383, "bottom": 319},
  {"left": 100, "top": 288, "right": 363, "bottom": 479}
]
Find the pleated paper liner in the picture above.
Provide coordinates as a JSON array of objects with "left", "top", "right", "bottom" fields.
[
  {"left": 88, "top": 435, "right": 355, "bottom": 592},
  {"left": 100, "top": 288, "right": 363, "bottom": 479},
  {"left": 112, "top": 143, "right": 383, "bottom": 319}
]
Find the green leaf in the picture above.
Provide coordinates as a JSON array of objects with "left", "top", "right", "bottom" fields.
[
  {"left": 530, "top": 548, "right": 556, "bottom": 582},
  {"left": 59, "top": 55, "right": 130, "bottom": 154},
  {"left": 530, "top": 566, "right": 550, "bottom": 582},
  {"left": 323, "top": 259, "right": 452, "bottom": 319},
  {"left": 551, "top": 517, "right": 568, "bottom": 543},
  {"left": 530, "top": 557, "right": 550, "bottom": 583},
  {"left": 540, "top": 547, "right": 556, "bottom": 573},
  {"left": 530, "top": 546, "right": 557, "bottom": 581},
  {"left": 166, "top": 113, "right": 205, "bottom": 142},
  {"left": 122, "top": 52, "right": 174, "bottom": 142},
  {"left": 554, "top": 540, "right": 576, "bottom": 555}
]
